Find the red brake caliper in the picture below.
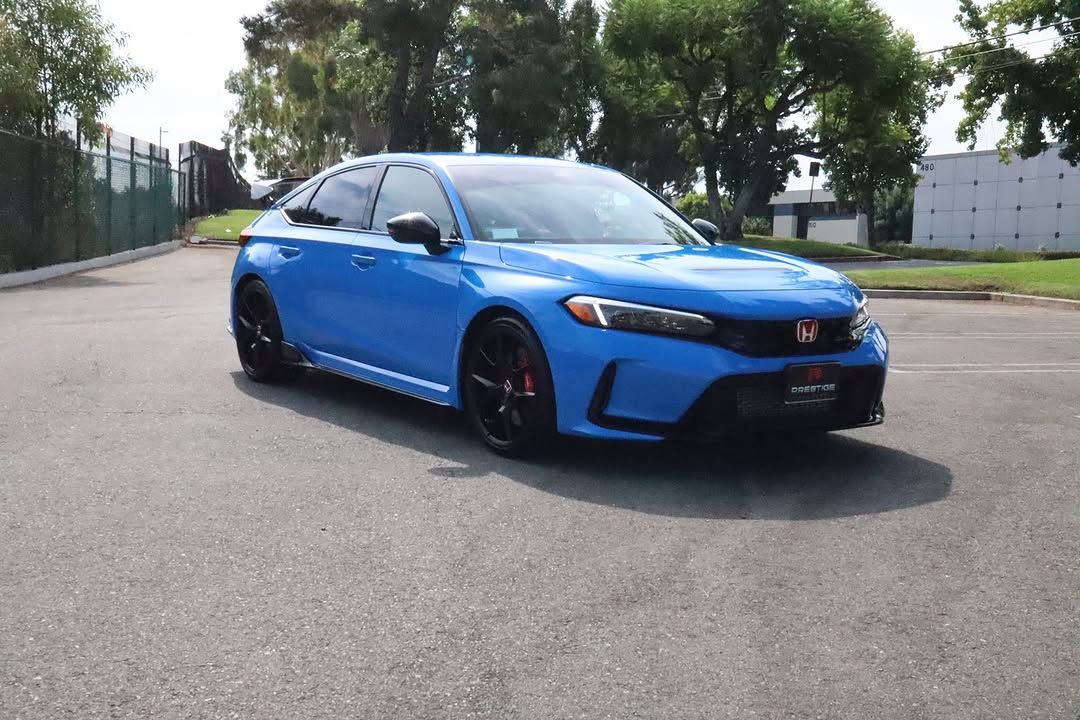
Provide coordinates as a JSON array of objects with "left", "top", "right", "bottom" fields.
[{"left": 518, "top": 353, "right": 535, "bottom": 394}]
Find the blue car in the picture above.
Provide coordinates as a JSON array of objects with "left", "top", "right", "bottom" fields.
[{"left": 230, "top": 154, "right": 887, "bottom": 455}]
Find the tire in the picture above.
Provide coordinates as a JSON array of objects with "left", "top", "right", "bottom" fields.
[
  {"left": 234, "top": 279, "right": 302, "bottom": 383},
  {"left": 463, "top": 316, "right": 557, "bottom": 457}
]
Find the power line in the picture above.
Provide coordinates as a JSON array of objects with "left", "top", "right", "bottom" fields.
[
  {"left": 942, "top": 29, "right": 1080, "bottom": 64},
  {"left": 919, "top": 16, "right": 1080, "bottom": 56}
]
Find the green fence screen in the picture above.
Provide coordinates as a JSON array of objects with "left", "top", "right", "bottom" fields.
[{"left": 0, "top": 130, "right": 187, "bottom": 274}]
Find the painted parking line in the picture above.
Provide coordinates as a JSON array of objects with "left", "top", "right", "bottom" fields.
[
  {"left": 889, "top": 332, "right": 1080, "bottom": 339},
  {"left": 891, "top": 362, "right": 1080, "bottom": 374},
  {"left": 894, "top": 362, "right": 1080, "bottom": 367},
  {"left": 892, "top": 369, "right": 1080, "bottom": 374}
]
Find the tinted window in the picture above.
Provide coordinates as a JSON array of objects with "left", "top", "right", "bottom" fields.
[
  {"left": 372, "top": 166, "right": 457, "bottom": 238},
  {"left": 300, "top": 166, "right": 379, "bottom": 228},
  {"left": 281, "top": 184, "right": 318, "bottom": 223},
  {"left": 445, "top": 164, "right": 707, "bottom": 245}
]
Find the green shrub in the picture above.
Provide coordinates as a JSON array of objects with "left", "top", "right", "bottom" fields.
[
  {"left": 675, "top": 192, "right": 717, "bottom": 221},
  {"left": 742, "top": 216, "right": 771, "bottom": 236}
]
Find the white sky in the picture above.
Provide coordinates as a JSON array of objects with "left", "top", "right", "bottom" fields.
[{"left": 100, "top": 0, "right": 1011, "bottom": 183}]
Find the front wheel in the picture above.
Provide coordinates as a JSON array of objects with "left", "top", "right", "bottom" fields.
[
  {"left": 463, "top": 316, "right": 556, "bottom": 457},
  {"left": 234, "top": 279, "right": 301, "bottom": 383}
]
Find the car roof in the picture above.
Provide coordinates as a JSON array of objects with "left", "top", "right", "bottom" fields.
[{"left": 332, "top": 152, "right": 612, "bottom": 173}]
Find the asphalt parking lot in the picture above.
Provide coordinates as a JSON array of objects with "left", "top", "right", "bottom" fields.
[{"left": 1, "top": 248, "right": 1077, "bottom": 719}]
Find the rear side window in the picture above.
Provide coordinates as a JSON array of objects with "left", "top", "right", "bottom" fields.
[
  {"left": 281, "top": 184, "right": 318, "bottom": 224},
  {"left": 297, "top": 166, "right": 379, "bottom": 229},
  {"left": 371, "top": 166, "right": 458, "bottom": 238}
]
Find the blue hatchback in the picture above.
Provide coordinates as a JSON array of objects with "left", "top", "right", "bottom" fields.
[{"left": 230, "top": 154, "right": 887, "bottom": 455}]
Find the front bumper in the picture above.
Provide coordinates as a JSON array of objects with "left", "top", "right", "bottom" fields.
[{"left": 544, "top": 318, "right": 888, "bottom": 441}]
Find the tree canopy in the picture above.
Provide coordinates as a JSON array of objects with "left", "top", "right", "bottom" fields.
[
  {"left": 225, "top": 0, "right": 941, "bottom": 240},
  {"left": 951, "top": 0, "right": 1080, "bottom": 165},
  {"left": 0, "top": 0, "right": 149, "bottom": 141},
  {"left": 604, "top": 0, "right": 942, "bottom": 238}
]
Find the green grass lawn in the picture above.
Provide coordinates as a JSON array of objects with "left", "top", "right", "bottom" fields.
[
  {"left": 193, "top": 210, "right": 263, "bottom": 240},
  {"left": 847, "top": 258, "right": 1080, "bottom": 301},
  {"left": 735, "top": 235, "right": 883, "bottom": 258}
]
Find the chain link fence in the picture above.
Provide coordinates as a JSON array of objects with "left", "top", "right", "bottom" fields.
[{"left": 0, "top": 129, "right": 187, "bottom": 274}]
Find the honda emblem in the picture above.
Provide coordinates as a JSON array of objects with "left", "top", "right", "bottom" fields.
[{"left": 796, "top": 319, "right": 819, "bottom": 343}]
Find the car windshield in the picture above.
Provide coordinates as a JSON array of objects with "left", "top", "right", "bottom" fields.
[{"left": 446, "top": 164, "right": 707, "bottom": 245}]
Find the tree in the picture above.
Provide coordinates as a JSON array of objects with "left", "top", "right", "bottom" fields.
[
  {"left": 0, "top": 0, "right": 149, "bottom": 140},
  {"left": 870, "top": 184, "right": 914, "bottom": 245},
  {"left": 462, "top": 0, "right": 567, "bottom": 153},
  {"left": 227, "top": 0, "right": 392, "bottom": 176},
  {"left": 605, "top": 0, "right": 941, "bottom": 239},
  {"left": 0, "top": 17, "right": 41, "bottom": 134},
  {"left": 228, "top": 0, "right": 605, "bottom": 170},
  {"left": 356, "top": 0, "right": 462, "bottom": 151},
  {"left": 591, "top": 53, "right": 698, "bottom": 196},
  {"left": 951, "top": 0, "right": 1080, "bottom": 165},
  {"left": 460, "top": 0, "right": 605, "bottom": 156}
]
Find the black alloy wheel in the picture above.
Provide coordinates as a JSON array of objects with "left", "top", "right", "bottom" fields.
[
  {"left": 235, "top": 279, "right": 300, "bottom": 383},
  {"left": 464, "top": 317, "right": 556, "bottom": 456}
]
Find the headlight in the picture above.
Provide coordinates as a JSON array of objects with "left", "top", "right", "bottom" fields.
[
  {"left": 850, "top": 298, "right": 872, "bottom": 340},
  {"left": 563, "top": 296, "right": 715, "bottom": 338}
]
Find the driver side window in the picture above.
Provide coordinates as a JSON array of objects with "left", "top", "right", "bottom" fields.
[{"left": 371, "top": 166, "right": 458, "bottom": 239}]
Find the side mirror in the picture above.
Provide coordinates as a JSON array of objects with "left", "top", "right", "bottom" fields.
[
  {"left": 386, "top": 212, "right": 446, "bottom": 253},
  {"left": 692, "top": 218, "right": 720, "bottom": 244}
]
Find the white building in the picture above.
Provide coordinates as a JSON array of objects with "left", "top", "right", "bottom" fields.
[
  {"left": 913, "top": 146, "right": 1080, "bottom": 251},
  {"left": 768, "top": 189, "right": 870, "bottom": 246}
]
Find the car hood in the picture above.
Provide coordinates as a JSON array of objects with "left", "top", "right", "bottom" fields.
[{"left": 499, "top": 243, "right": 856, "bottom": 293}]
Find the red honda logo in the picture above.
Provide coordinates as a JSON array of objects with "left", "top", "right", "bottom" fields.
[
  {"left": 807, "top": 367, "right": 824, "bottom": 383},
  {"left": 796, "top": 319, "right": 819, "bottom": 343}
]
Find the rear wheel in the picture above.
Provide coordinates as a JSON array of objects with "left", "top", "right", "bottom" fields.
[
  {"left": 464, "top": 316, "right": 556, "bottom": 457},
  {"left": 234, "top": 279, "right": 301, "bottom": 383}
]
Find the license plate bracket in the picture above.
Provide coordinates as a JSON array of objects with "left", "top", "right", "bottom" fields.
[{"left": 785, "top": 363, "right": 840, "bottom": 404}]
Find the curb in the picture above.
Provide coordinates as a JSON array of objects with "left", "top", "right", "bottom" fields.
[
  {"left": 0, "top": 239, "right": 184, "bottom": 290},
  {"left": 863, "top": 288, "right": 1080, "bottom": 311},
  {"left": 188, "top": 240, "right": 239, "bottom": 250},
  {"left": 815, "top": 254, "right": 899, "bottom": 263}
]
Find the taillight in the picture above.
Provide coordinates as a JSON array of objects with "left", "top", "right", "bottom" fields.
[{"left": 238, "top": 227, "right": 254, "bottom": 247}]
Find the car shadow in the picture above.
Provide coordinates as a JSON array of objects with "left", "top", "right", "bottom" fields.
[{"left": 230, "top": 370, "right": 952, "bottom": 521}]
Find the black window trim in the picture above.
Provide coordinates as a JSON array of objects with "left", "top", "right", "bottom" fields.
[
  {"left": 277, "top": 164, "right": 380, "bottom": 233},
  {"left": 363, "top": 162, "right": 464, "bottom": 242}
]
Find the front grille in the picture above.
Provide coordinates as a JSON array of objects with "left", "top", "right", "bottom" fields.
[
  {"left": 689, "top": 365, "right": 885, "bottom": 435},
  {"left": 708, "top": 316, "right": 858, "bottom": 357}
]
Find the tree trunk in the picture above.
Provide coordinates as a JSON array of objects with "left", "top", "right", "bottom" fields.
[
  {"left": 386, "top": 46, "right": 412, "bottom": 151},
  {"left": 722, "top": 176, "right": 765, "bottom": 241},
  {"left": 703, "top": 157, "right": 722, "bottom": 218}
]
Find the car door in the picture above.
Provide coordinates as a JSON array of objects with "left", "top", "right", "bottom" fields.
[
  {"left": 345, "top": 164, "right": 465, "bottom": 391},
  {"left": 267, "top": 165, "right": 380, "bottom": 360}
]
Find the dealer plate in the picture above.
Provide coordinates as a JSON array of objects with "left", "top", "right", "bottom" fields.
[{"left": 785, "top": 363, "right": 840, "bottom": 404}]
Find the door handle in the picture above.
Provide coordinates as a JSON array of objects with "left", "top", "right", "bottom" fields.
[
  {"left": 278, "top": 246, "right": 301, "bottom": 259},
  {"left": 351, "top": 254, "right": 376, "bottom": 270}
]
